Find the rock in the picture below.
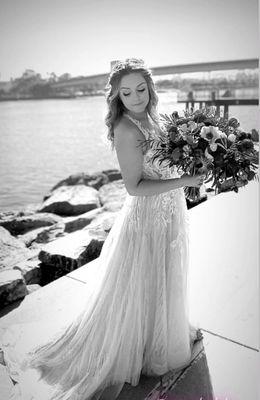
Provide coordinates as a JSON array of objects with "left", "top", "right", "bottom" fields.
[
  {"left": 85, "top": 210, "right": 119, "bottom": 234},
  {"left": 17, "top": 226, "right": 48, "bottom": 247},
  {"left": 45, "top": 172, "right": 109, "bottom": 198},
  {"left": 0, "top": 204, "right": 40, "bottom": 221},
  {"left": 0, "top": 212, "right": 62, "bottom": 236},
  {"left": 102, "top": 169, "right": 122, "bottom": 182},
  {"left": 0, "top": 210, "right": 22, "bottom": 220},
  {"left": 0, "top": 227, "right": 35, "bottom": 270},
  {"left": 62, "top": 207, "right": 105, "bottom": 233},
  {"left": 38, "top": 229, "right": 107, "bottom": 282},
  {"left": 0, "top": 269, "right": 28, "bottom": 307},
  {"left": 98, "top": 180, "right": 127, "bottom": 211},
  {"left": 17, "top": 223, "right": 63, "bottom": 248},
  {"left": 38, "top": 185, "right": 101, "bottom": 216},
  {"left": 24, "top": 221, "right": 66, "bottom": 246},
  {"left": 26, "top": 284, "right": 42, "bottom": 294},
  {"left": 13, "top": 257, "right": 42, "bottom": 284}
]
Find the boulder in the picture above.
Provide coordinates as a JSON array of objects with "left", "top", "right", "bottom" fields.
[
  {"left": 0, "top": 212, "right": 62, "bottom": 236},
  {"left": 26, "top": 284, "right": 42, "bottom": 295},
  {"left": 0, "top": 204, "right": 40, "bottom": 221},
  {"left": 38, "top": 229, "right": 107, "bottom": 282},
  {"left": 46, "top": 172, "right": 109, "bottom": 197},
  {"left": 20, "top": 221, "right": 66, "bottom": 247},
  {"left": 98, "top": 180, "right": 127, "bottom": 211},
  {"left": 62, "top": 207, "right": 105, "bottom": 233},
  {"left": 0, "top": 269, "right": 28, "bottom": 307},
  {"left": 13, "top": 257, "right": 42, "bottom": 285},
  {"left": 38, "top": 185, "right": 101, "bottom": 216},
  {"left": 101, "top": 169, "right": 122, "bottom": 182},
  {"left": 85, "top": 210, "right": 119, "bottom": 234},
  {"left": 17, "top": 223, "right": 64, "bottom": 248},
  {"left": 0, "top": 227, "right": 35, "bottom": 270}
]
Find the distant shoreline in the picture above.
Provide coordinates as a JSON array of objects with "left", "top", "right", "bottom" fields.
[{"left": 0, "top": 93, "right": 105, "bottom": 102}]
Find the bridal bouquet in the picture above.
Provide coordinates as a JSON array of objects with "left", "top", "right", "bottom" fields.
[{"left": 144, "top": 107, "right": 259, "bottom": 201}]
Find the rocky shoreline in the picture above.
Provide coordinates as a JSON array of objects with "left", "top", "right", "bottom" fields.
[{"left": 0, "top": 169, "right": 207, "bottom": 310}]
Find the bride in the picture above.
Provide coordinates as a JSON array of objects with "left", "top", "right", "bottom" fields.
[{"left": 0, "top": 58, "right": 205, "bottom": 400}]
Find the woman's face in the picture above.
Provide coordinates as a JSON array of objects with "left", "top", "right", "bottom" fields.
[{"left": 118, "top": 72, "right": 150, "bottom": 113}]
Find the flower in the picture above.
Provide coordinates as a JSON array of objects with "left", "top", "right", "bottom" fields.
[
  {"left": 228, "top": 117, "right": 240, "bottom": 129},
  {"left": 228, "top": 133, "right": 236, "bottom": 143},
  {"left": 187, "top": 121, "right": 198, "bottom": 132},
  {"left": 186, "top": 135, "right": 195, "bottom": 145},
  {"left": 171, "top": 147, "right": 181, "bottom": 163},
  {"left": 237, "top": 139, "right": 254, "bottom": 152},
  {"left": 156, "top": 108, "right": 259, "bottom": 201},
  {"left": 200, "top": 126, "right": 221, "bottom": 142},
  {"left": 179, "top": 123, "right": 188, "bottom": 134},
  {"left": 209, "top": 143, "right": 218, "bottom": 152}
]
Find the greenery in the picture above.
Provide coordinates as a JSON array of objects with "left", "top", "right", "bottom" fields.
[
  {"left": 140, "top": 107, "right": 259, "bottom": 201},
  {"left": 155, "top": 70, "right": 259, "bottom": 91},
  {"left": 0, "top": 69, "right": 258, "bottom": 100}
]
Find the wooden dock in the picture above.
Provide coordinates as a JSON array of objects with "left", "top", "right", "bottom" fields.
[
  {"left": 178, "top": 88, "right": 259, "bottom": 116},
  {"left": 178, "top": 98, "right": 258, "bottom": 116}
]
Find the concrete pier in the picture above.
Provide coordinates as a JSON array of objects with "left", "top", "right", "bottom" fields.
[{"left": 0, "top": 181, "right": 258, "bottom": 399}]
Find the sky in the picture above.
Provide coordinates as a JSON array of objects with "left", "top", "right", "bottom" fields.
[{"left": 0, "top": 0, "right": 259, "bottom": 81}]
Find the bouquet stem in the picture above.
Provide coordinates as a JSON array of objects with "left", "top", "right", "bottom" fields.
[{"left": 184, "top": 166, "right": 203, "bottom": 202}]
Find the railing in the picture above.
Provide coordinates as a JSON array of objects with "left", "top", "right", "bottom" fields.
[{"left": 177, "top": 89, "right": 259, "bottom": 116}]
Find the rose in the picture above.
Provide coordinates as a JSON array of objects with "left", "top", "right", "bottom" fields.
[
  {"left": 187, "top": 121, "right": 198, "bottom": 132},
  {"left": 228, "top": 133, "right": 236, "bottom": 143},
  {"left": 236, "top": 139, "right": 254, "bottom": 152},
  {"left": 179, "top": 123, "right": 188, "bottom": 134},
  {"left": 237, "top": 131, "right": 249, "bottom": 141},
  {"left": 171, "top": 111, "right": 179, "bottom": 119},
  {"left": 228, "top": 117, "right": 240, "bottom": 129}
]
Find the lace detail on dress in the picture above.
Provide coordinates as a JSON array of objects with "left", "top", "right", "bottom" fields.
[
  {"left": 0, "top": 115, "right": 194, "bottom": 400},
  {"left": 123, "top": 114, "right": 186, "bottom": 230}
]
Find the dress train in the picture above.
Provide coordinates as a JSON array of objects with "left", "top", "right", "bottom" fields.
[{"left": 0, "top": 114, "right": 200, "bottom": 399}]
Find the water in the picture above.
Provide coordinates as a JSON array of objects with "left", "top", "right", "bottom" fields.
[{"left": 0, "top": 93, "right": 259, "bottom": 212}]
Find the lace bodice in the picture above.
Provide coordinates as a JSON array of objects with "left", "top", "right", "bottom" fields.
[{"left": 122, "top": 114, "right": 188, "bottom": 230}]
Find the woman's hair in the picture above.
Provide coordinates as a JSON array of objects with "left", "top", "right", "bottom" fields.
[{"left": 104, "top": 58, "right": 160, "bottom": 151}]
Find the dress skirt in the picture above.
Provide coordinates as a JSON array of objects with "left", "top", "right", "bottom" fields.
[{"left": 0, "top": 187, "right": 197, "bottom": 400}]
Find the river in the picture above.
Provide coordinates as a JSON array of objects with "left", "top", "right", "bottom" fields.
[{"left": 0, "top": 93, "right": 258, "bottom": 212}]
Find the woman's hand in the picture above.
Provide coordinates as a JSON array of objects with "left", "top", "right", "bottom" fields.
[{"left": 181, "top": 173, "right": 206, "bottom": 188}]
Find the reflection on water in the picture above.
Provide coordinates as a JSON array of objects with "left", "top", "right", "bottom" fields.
[{"left": 0, "top": 94, "right": 258, "bottom": 211}]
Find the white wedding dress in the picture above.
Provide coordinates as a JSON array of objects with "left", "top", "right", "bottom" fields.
[{"left": 0, "top": 114, "right": 199, "bottom": 400}]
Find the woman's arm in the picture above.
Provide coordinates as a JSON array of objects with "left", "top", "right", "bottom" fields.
[{"left": 114, "top": 120, "right": 204, "bottom": 197}]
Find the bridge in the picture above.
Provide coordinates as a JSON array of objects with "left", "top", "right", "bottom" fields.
[{"left": 50, "top": 58, "right": 259, "bottom": 92}]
